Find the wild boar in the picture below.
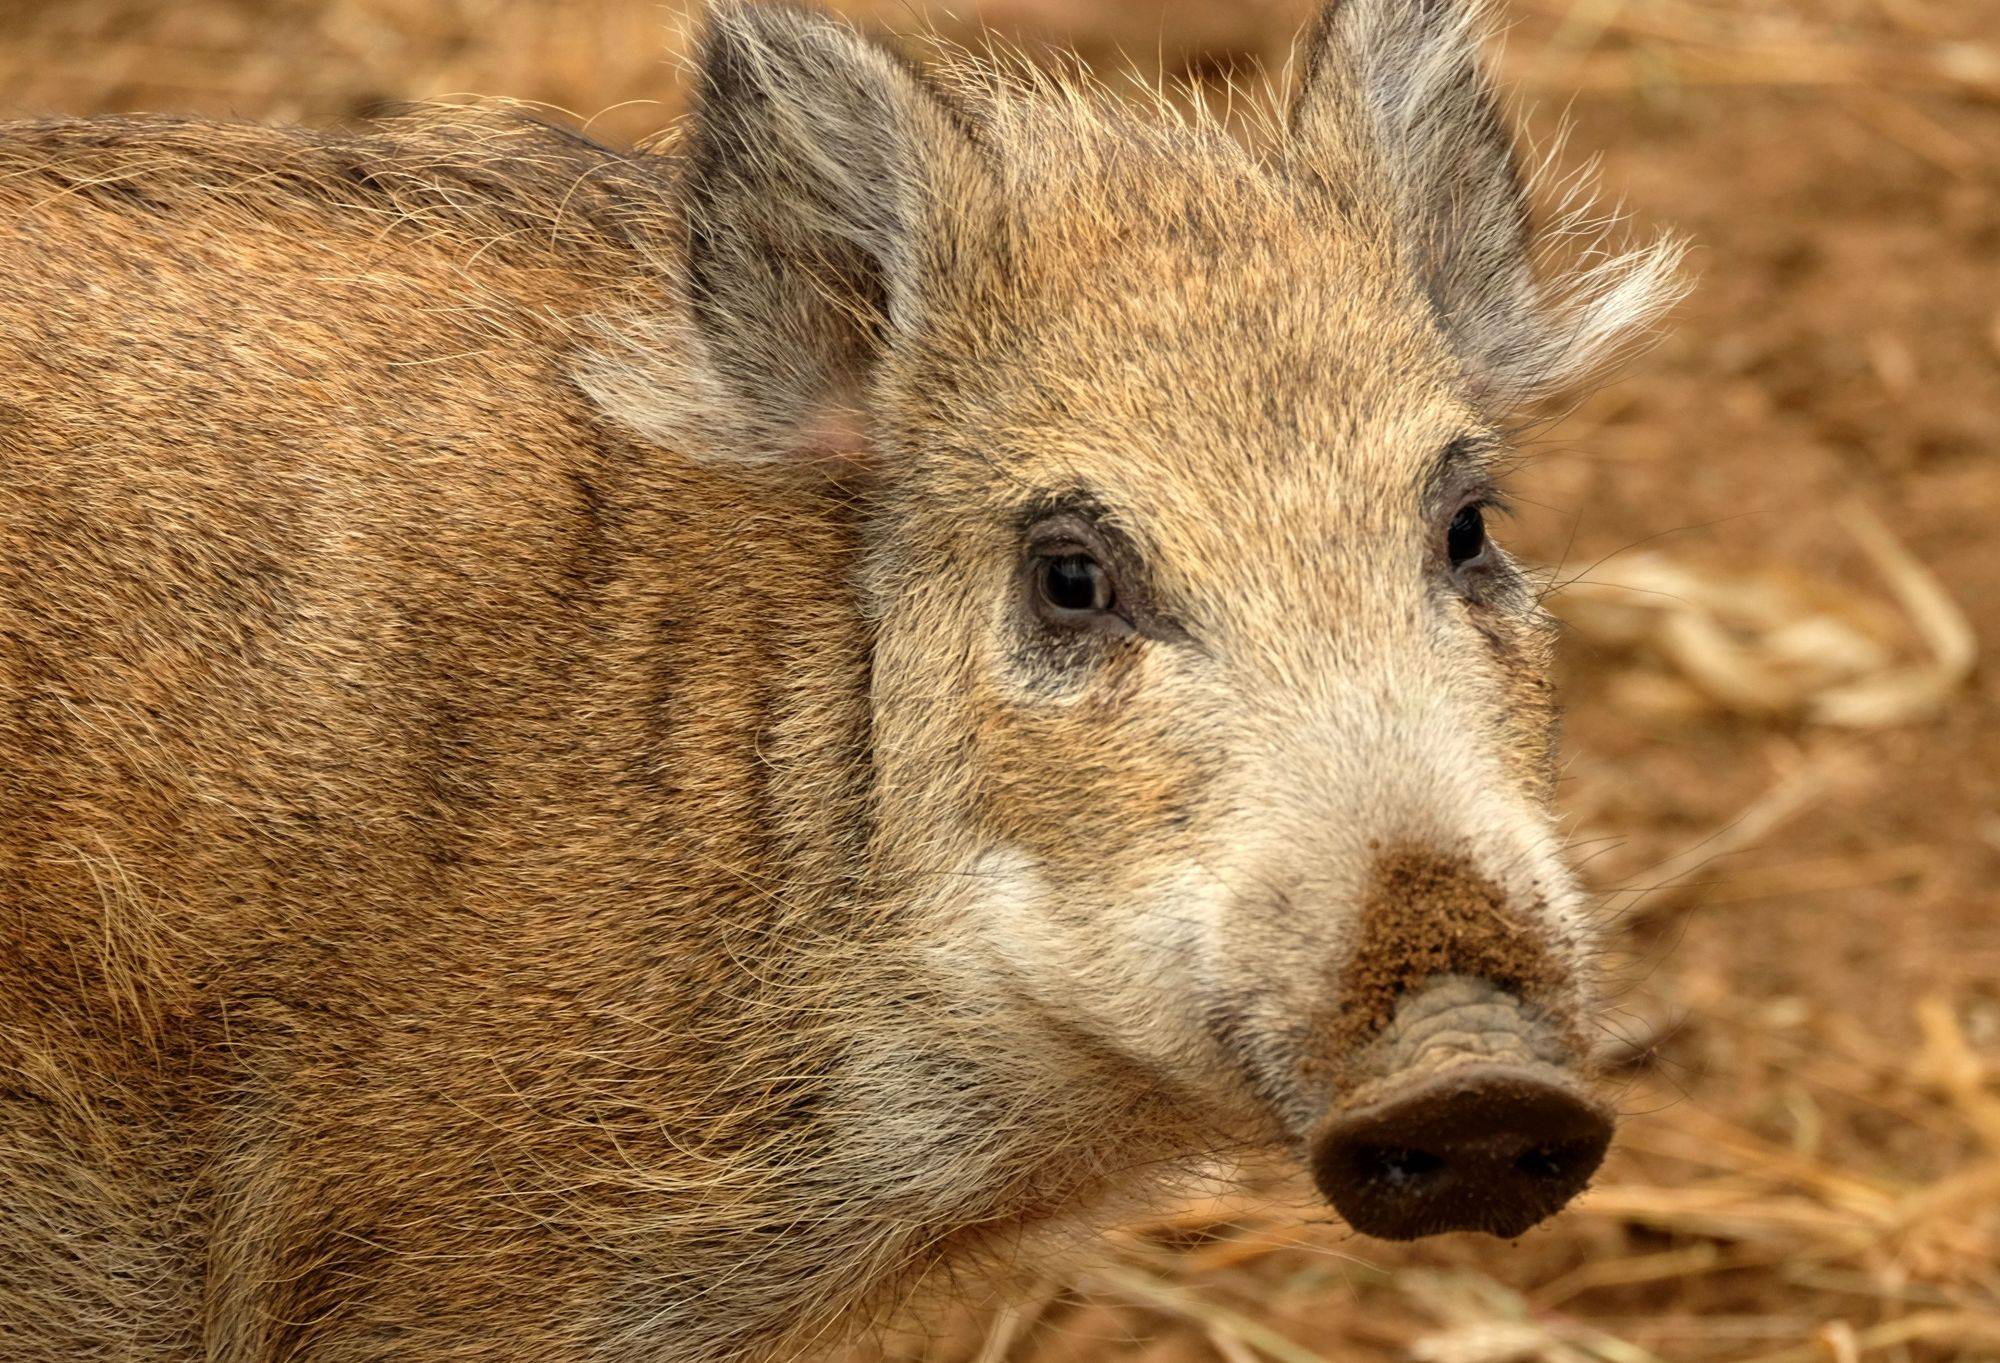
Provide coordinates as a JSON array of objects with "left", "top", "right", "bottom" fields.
[{"left": 0, "top": 1, "right": 1683, "bottom": 1358}]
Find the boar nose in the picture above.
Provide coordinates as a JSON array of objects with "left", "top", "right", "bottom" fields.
[{"left": 1310, "top": 1063, "right": 1611, "bottom": 1240}]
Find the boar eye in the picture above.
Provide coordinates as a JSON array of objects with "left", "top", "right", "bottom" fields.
[
  {"left": 1447, "top": 504, "right": 1488, "bottom": 569},
  {"left": 1036, "top": 552, "right": 1116, "bottom": 618}
]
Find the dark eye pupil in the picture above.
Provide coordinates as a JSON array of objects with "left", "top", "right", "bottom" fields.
[
  {"left": 1447, "top": 505, "right": 1487, "bottom": 568},
  {"left": 1040, "top": 554, "right": 1111, "bottom": 613}
]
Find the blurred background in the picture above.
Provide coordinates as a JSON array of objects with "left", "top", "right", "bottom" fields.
[{"left": 3, "top": 0, "right": 1996, "bottom": 1358}]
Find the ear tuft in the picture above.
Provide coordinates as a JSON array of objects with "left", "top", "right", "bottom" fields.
[{"left": 1290, "top": 0, "right": 1686, "bottom": 408}]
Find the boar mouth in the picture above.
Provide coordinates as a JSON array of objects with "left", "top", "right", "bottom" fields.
[{"left": 1306, "top": 975, "right": 1612, "bottom": 1240}]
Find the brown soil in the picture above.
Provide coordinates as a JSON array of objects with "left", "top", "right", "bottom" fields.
[{"left": 5, "top": 1, "right": 1996, "bottom": 1358}]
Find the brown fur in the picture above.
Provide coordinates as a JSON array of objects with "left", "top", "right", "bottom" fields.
[{"left": 0, "top": 4, "right": 1681, "bottom": 1359}]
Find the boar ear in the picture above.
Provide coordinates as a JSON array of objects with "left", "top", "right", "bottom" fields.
[
  {"left": 1287, "top": 0, "right": 1684, "bottom": 408},
  {"left": 676, "top": 2, "right": 994, "bottom": 461}
]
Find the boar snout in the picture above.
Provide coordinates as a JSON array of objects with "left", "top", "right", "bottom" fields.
[
  {"left": 1311, "top": 1059, "right": 1611, "bottom": 1240},
  {"left": 1308, "top": 976, "right": 1611, "bottom": 1240}
]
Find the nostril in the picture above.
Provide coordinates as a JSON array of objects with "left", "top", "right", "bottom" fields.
[
  {"left": 1513, "top": 1142, "right": 1586, "bottom": 1180},
  {"left": 1359, "top": 1145, "right": 1446, "bottom": 1189}
]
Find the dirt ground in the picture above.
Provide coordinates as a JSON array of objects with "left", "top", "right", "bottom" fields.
[{"left": 4, "top": 0, "right": 1996, "bottom": 1358}]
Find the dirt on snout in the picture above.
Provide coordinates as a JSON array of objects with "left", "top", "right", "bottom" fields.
[{"left": 1313, "top": 851, "right": 1581, "bottom": 1095}]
